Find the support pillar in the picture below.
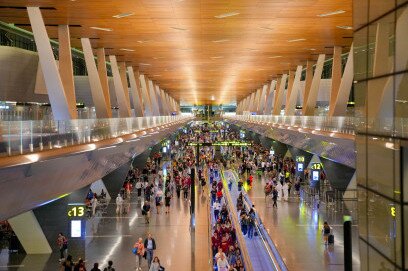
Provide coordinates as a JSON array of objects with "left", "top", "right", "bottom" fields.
[
  {"left": 160, "top": 89, "right": 170, "bottom": 115},
  {"left": 127, "top": 66, "right": 144, "bottom": 117},
  {"left": 285, "top": 65, "right": 303, "bottom": 116},
  {"left": 272, "top": 74, "right": 288, "bottom": 115},
  {"left": 96, "top": 48, "right": 112, "bottom": 117},
  {"left": 58, "top": 25, "right": 77, "bottom": 119},
  {"left": 81, "top": 39, "right": 110, "bottom": 118},
  {"left": 139, "top": 74, "right": 154, "bottom": 116},
  {"left": 303, "top": 54, "right": 325, "bottom": 116},
  {"left": 259, "top": 84, "right": 268, "bottom": 114},
  {"left": 27, "top": 7, "right": 73, "bottom": 120},
  {"left": 8, "top": 211, "right": 52, "bottom": 254},
  {"left": 148, "top": 80, "right": 160, "bottom": 116},
  {"left": 254, "top": 88, "right": 262, "bottom": 113},
  {"left": 302, "top": 60, "right": 314, "bottom": 109},
  {"left": 118, "top": 62, "right": 131, "bottom": 112},
  {"left": 109, "top": 55, "right": 132, "bottom": 117},
  {"left": 264, "top": 80, "right": 276, "bottom": 115},
  {"left": 155, "top": 85, "right": 164, "bottom": 115},
  {"left": 285, "top": 71, "right": 295, "bottom": 108},
  {"left": 329, "top": 46, "right": 342, "bottom": 110}
]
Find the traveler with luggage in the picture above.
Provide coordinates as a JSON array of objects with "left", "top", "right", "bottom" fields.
[
  {"left": 144, "top": 233, "right": 157, "bottom": 269},
  {"left": 322, "top": 221, "right": 333, "bottom": 245}
]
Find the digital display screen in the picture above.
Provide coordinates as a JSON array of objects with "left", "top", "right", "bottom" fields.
[
  {"left": 162, "top": 147, "right": 167, "bottom": 153},
  {"left": 312, "top": 171, "right": 319, "bottom": 181},
  {"left": 297, "top": 163, "right": 303, "bottom": 172},
  {"left": 71, "top": 220, "right": 82, "bottom": 238},
  {"left": 270, "top": 150, "right": 275, "bottom": 156}
]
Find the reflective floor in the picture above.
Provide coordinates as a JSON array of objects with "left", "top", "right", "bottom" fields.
[
  {"left": 244, "top": 171, "right": 361, "bottom": 271},
  {"left": 0, "top": 162, "right": 210, "bottom": 271}
]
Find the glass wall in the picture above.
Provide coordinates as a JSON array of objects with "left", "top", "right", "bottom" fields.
[{"left": 355, "top": 1, "right": 408, "bottom": 270}]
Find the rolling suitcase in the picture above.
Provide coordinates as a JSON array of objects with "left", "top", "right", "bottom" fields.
[{"left": 328, "top": 234, "right": 334, "bottom": 244}]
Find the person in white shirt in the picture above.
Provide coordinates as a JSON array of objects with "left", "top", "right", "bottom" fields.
[
  {"left": 91, "top": 195, "right": 98, "bottom": 216},
  {"left": 217, "top": 253, "right": 229, "bottom": 271},
  {"left": 115, "top": 194, "right": 123, "bottom": 215}
]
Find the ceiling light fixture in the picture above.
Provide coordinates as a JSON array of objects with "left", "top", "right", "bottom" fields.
[
  {"left": 336, "top": 25, "right": 353, "bottom": 30},
  {"left": 90, "top": 27, "right": 113, "bottom": 32},
  {"left": 211, "top": 95, "right": 215, "bottom": 101},
  {"left": 212, "top": 39, "right": 229, "bottom": 43},
  {"left": 113, "top": 12, "right": 134, "bottom": 19},
  {"left": 268, "top": 56, "right": 282, "bottom": 59},
  {"left": 170, "top": 26, "right": 188, "bottom": 31},
  {"left": 139, "top": 63, "right": 151, "bottom": 66},
  {"left": 246, "top": 48, "right": 260, "bottom": 51},
  {"left": 317, "top": 10, "right": 346, "bottom": 17},
  {"left": 210, "top": 56, "right": 224, "bottom": 59},
  {"left": 288, "top": 38, "right": 306, "bottom": 42},
  {"left": 119, "top": 48, "right": 135, "bottom": 52},
  {"left": 137, "top": 40, "right": 150, "bottom": 43},
  {"left": 215, "top": 11, "right": 240, "bottom": 19},
  {"left": 259, "top": 26, "right": 273, "bottom": 31}
]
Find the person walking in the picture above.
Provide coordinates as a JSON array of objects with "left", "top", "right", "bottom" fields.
[
  {"left": 217, "top": 253, "right": 230, "bottom": 271},
  {"left": 134, "top": 238, "right": 145, "bottom": 271},
  {"left": 61, "top": 255, "right": 74, "bottom": 271},
  {"left": 164, "top": 190, "right": 171, "bottom": 214},
  {"left": 272, "top": 187, "right": 278, "bottom": 208},
  {"left": 322, "top": 221, "right": 332, "bottom": 245},
  {"left": 115, "top": 194, "right": 123, "bottom": 216},
  {"left": 103, "top": 260, "right": 115, "bottom": 271},
  {"left": 144, "top": 233, "right": 157, "bottom": 269},
  {"left": 57, "top": 232, "right": 68, "bottom": 261},
  {"left": 149, "top": 256, "right": 164, "bottom": 271},
  {"left": 90, "top": 263, "right": 101, "bottom": 271},
  {"left": 91, "top": 194, "right": 98, "bottom": 216},
  {"left": 142, "top": 201, "right": 151, "bottom": 224}
]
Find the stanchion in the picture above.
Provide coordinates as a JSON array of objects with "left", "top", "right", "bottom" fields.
[{"left": 344, "top": 218, "right": 352, "bottom": 271}]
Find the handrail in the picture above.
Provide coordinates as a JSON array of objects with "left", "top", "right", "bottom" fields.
[
  {"left": 220, "top": 170, "right": 254, "bottom": 271},
  {"left": 229, "top": 170, "right": 288, "bottom": 271}
]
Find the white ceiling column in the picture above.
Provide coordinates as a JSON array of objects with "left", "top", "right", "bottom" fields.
[
  {"left": 272, "top": 74, "right": 288, "bottom": 115},
  {"left": 155, "top": 85, "right": 164, "bottom": 115},
  {"left": 127, "top": 66, "right": 144, "bottom": 117},
  {"left": 329, "top": 46, "right": 342, "bottom": 111},
  {"left": 118, "top": 61, "right": 131, "bottom": 112},
  {"left": 285, "top": 65, "right": 303, "bottom": 116},
  {"left": 139, "top": 74, "right": 154, "bottom": 116},
  {"left": 249, "top": 92, "right": 256, "bottom": 112},
  {"left": 27, "top": 7, "right": 73, "bottom": 120},
  {"left": 285, "top": 71, "right": 295, "bottom": 108},
  {"left": 96, "top": 48, "right": 112, "bottom": 117},
  {"left": 161, "top": 89, "right": 170, "bottom": 115},
  {"left": 254, "top": 88, "right": 262, "bottom": 113},
  {"left": 81, "top": 39, "right": 111, "bottom": 118},
  {"left": 58, "top": 25, "right": 77, "bottom": 119},
  {"left": 330, "top": 45, "right": 354, "bottom": 117},
  {"left": 264, "top": 80, "right": 276, "bottom": 115},
  {"left": 109, "top": 55, "right": 131, "bottom": 117},
  {"left": 147, "top": 79, "right": 160, "bottom": 116},
  {"left": 302, "top": 60, "right": 314, "bottom": 111},
  {"left": 258, "top": 84, "right": 268, "bottom": 114},
  {"left": 303, "top": 54, "right": 325, "bottom": 116}
]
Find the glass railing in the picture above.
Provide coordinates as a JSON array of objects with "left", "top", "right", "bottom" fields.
[
  {"left": 225, "top": 115, "right": 356, "bottom": 136},
  {"left": 0, "top": 115, "right": 192, "bottom": 156}
]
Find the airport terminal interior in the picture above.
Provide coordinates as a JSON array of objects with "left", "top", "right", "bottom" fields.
[{"left": 0, "top": 0, "right": 406, "bottom": 270}]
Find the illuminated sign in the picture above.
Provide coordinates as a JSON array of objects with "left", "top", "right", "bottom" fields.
[
  {"left": 312, "top": 171, "right": 319, "bottom": 181},
  {"left": 70, "top": 220, "right": 82, "bottom": 238},
  {"left": 67, "top": 204, "right": 86, "bottom": 218},
  {"left": 297, "top": 163, "right": 304, "bottom": 172},
  {"left": 391, "top": 206, "right": 396, "bottom": 217},
  {"left": 311, "top": 163, "right": 322, "bottom": 170},
  {"left": 296, "top": 156, "right": 305, "bottom": 163}
]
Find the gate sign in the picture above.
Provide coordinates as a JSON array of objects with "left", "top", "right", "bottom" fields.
[
  {"left": 67, "top": 204, "right": 86, "bottom": 238},
  {"left": 311, "top": 162, "right": 321, "bottom": 181},
  {"left": 296, "top": 156, "right": 305, "bottom": 172}
]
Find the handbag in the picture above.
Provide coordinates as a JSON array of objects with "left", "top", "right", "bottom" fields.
[
  {"left": 159, "top": 266, "right": 165, "bottom": 271},
  {"left": 132, "top": 247, "right": 138, "bottom": 255}
]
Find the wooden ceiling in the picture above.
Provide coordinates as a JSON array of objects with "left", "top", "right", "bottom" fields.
[{"left": 0, "top": 0, "right": 352, "bottom": 105}]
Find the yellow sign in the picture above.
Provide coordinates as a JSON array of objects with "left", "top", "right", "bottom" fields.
[
  {"left": 391, "top": 206, "right": 396, "bottom": 217},
  {"left": 67, "top": 205, "right": 86, "bottom": 218},
  {"left": 296, "top": 156, "right": 305, "bottom": 162},
  {"left": 311, "top": 163, "right": 322, "bottom": 170}
]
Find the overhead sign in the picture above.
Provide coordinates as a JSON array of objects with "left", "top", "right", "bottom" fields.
[
  {"left": 296, "top": 156, "right": 305, "bottom": 163},
  {"left": 311, "top": 163, "right": 322, "bottom": 170},
  {"left": 67, "top": 204, "right": 86, "bottom": 219}
]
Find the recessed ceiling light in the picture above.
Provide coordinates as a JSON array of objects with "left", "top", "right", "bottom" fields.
[
  {"left": 153, "top": 57, "right": 165, "bottom": 60},
  {"left": 153, "top": 75, "right": 161, "bottom": 77},
  {"left": 90, "top": 27, "right": 113, "bottom": 32},
  {"left": 268, "top": 56, "right": 282, "bottom": 59},
  {"left": 336, "top": 25, "right": 353, "bottom": 30},
  {"left": 317, "top": 10, "right": 346, "bottom": 17},
  {"left": 170, "top": 26, "right": 188, "bottom": 31},
  {"left": 259, "top": 26, "right": 273, "bottom": 31},
  {"left": 137, "top": 40, "right": 150, "bottom": 43},
  {"left": 215, "top": 11, "right": 240, "bottom": 19},
  {"left": 211, "top": 95, "right": 215, "bottom": 100},
  {"left": 306, "top": 48, "right": 316, "bottom": 51},
  {"left": 246, "top": 48, "right": 260, "bottom": 51},
  {"left": 139, "top": 63, "right": 151, "bottom": 66},
  {"left": 212, "top": 39, "right": 229, "bottom": 43},
  {"left": 120, "top": 48, "right": 135, "bottom": 52},
  {"left": 211, "top": 56, "right": 224, "bottom": 59},
  {"left": 288, "top": 38, "right": 306, "bottom": 42},
  {"left": 113, "top": 12, "right": 134, "bottom": 19}
]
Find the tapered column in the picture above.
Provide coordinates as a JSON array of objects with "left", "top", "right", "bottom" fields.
[
  {"left": 249, "top": 92, "right": 256, "bottom": 112},
  {"left": 27, "top": 7, "right": 72, "bottom": 120},
  {"left": 148, "top": 80, "right": 160, "bottom": 115},
  {"left": 264, "top": 80, "right": 276, "bottom": 114},
  {"left": 161, "top": 89, "right": 170, "bottom": 115},
  {"left": 118, "top": 62, "right": 131, "bottom": 111},
  {"left": 254, "top": 88, "right": 262, "bottom": 113},
  {"left": 329, "top": 46, "right": 342, "bottom": 111},
  {"left": 139, "top": 74, "right": 154, "bottom": 116},
  {"left": 127, "top": 66, "right": 144, "bottom": 117},
  {"left": 330, "top": 45, "right": 354, "bottom": 116},
  {"left": 285, "top": 65, "right": 303, "bottom": 115},
  {"left": 96, "top": 48, "right": 112, "bottom": 116},
  {"left": 58, "top": 25, "right": 77, "bottom": 119},
  {"left": 303, "top": 54, "right": 325, "bottom": 116},
  {"left": 285, "top": 71, "right": 295, "bottom": 108},
  {"left": 155, "top": 85, "right": 164, "bottom": 115},
  {"left": 8, "top": 211, "right": 52, "bottom": 254},
  {"left": 302, "top": 61, "right": 314, "bottom": 109},
  {"left": 272, "top": 74, "right": 288, "bottom": 115},
  {"left": 81, "top": 39, "right": 110, "bottom": 118},
  {"left": 259, "top": 84, "right": 268, "bottom": 114},
  {"left": 109, "top": 55, "right": 131, "bottom": 117}
]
